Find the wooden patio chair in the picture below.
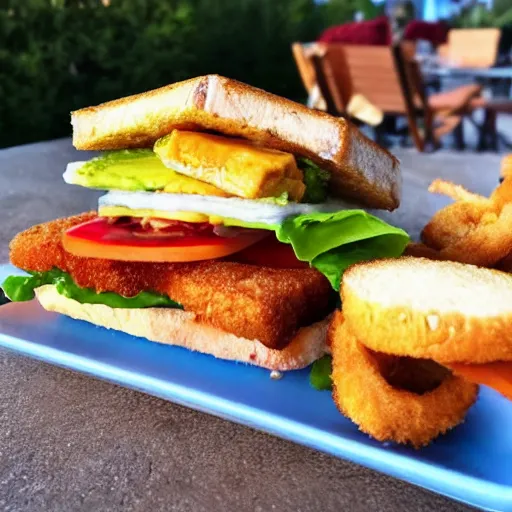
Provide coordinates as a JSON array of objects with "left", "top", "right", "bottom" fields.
[
  {"left": 307, "top": 43, "right": 348, "bottom": 117},
  {"left": 441, "top": 28, "right": 501, "bottom": 68},
  {"left": 311, "top": 43, "right": 482, "bottom": 151},
  {"left": 291, "top": 43, "right": 316, "bottom": 96},
  {"left": 467, "top": 96, "right": 512, "bottom": 151},
  {"left": 291, "top": 42, "right": 326, "bottom": 110}
]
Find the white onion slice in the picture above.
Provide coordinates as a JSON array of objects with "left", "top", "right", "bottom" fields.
[{"left": 98, "top": 191, "right": 361, "bottom": 226}]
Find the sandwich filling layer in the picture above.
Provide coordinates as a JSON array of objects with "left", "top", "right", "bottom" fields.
[
  {"left": 5, "top": 213, "right": 334, "bottom": 350},
  {"left": 2, "top": 268, "right": 181, "bottom": 309},
  {"left": 154, "top": 130, "right": 306, "bottom": 200},
  {"left": 62, "top": 130, "right": 408, "bottom": 291}
]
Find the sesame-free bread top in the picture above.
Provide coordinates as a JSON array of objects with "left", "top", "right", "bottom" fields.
[
  {"left": 71, "top": 75, "right": 401, "bottom": 210},
  {"left": 341, "top": 257, "right": 512, "bottom": 364}
]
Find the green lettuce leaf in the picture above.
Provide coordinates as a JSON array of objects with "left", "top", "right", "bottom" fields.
[
  {"left": 1, "top": 269, "right": 182, "bottom": 309},
  {"left": 2, "top": 268, "right": 62, "bottom": 301},
  {"left": 276, "top": 210, "right": 409, "bottom": 290},
  {"left": 310, "top": 355, "right": 333, "bottom": 390},
  {"left": 225, "top": 209, "right": 408, "bottom": 289},
  {"left": 299, "top": 158, "right": 330, "bottom": 204}
]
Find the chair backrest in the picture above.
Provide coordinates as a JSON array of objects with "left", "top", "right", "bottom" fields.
[
  {"left": 311, "top": 43, "right": 429, "bottom": 117},
  {"left": 437, "top": 43, "right": 449, "bottom": 60},
  {"left": 447, "top": 28, "right": 501, "bottom": 68},
  {"left": 400, "top": 40, "right": 416, "bottom": 59},
  {"left": 337, "top": 45, "right": 408, "bottom": 115},
  {"left": 309, "top": 44, "right": 350, "bottom": 116},
  {"left": 291, "top": 42, "right": 317, "bottom": 95},
  {"left": 317, "top": 43, "right": 436, "bottom": 150},
  {"left": 310, "top": 43, "right": 438, "bottom": 150}
]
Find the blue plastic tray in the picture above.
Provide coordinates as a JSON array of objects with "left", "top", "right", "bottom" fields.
[{"left": 0, "top": 264, "right": 510, "bottom": 511}]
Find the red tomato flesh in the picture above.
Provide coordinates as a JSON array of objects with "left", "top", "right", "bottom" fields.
[
  {"left": 63, "top": 218, "right": 269, "bottom": 262},
  {"left": 231, "top": 235, "right": 308, "bottom": 269}
]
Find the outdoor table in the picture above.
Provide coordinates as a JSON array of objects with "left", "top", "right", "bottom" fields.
[
  {"left": 422, "top": 64, "right": 512, "bottom": 81},
  {"left": 419, "top": 62, "right": 512, "bottom": 151},
  {"left": 0, "top": 138, "right": 503, "bottom": 511},
  {"left": 420, "top": 62, "right": 512, "bottom": 100}
]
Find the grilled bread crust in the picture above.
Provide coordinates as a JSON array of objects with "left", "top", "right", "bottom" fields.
[
  {"left": 341, "top": 257, "right": 512, "bottom": 364},
  {"left": 72, "top": 75, "right": 401, "bottom": 210}
]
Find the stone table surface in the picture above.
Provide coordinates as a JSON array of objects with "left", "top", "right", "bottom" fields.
[{"left": 0, "top": 138, "right": 503, "bottom": 512}]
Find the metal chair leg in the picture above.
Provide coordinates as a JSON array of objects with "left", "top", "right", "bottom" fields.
[
  {"left": 454, "top": 122, "right": 465, "bottom": 151},
  {"left": 488, "top": 111, "right": 498, "bottom": 152}
]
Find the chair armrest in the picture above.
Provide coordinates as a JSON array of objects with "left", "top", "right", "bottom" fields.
[{"left": 428, "top": 84, "right": 482, "bottom": 115}]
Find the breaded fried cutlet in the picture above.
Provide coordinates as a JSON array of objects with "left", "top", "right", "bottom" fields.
[{"left": 10, "top": 214, "right": 333, "bottom": 349}]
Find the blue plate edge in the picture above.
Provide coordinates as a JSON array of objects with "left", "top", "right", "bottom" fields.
[{"left": 0, "top": 327, "right": 510, "bottom": 512}]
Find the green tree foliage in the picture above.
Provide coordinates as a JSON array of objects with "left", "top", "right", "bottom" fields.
[
  {"left": 451, "top": 0, "right": 512, "bottom": 29},
  {"left": 0, "top": 0, "right": 354, "bottom": 148}
]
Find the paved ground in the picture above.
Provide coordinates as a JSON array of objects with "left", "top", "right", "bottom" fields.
[{"left": 1, "top": 138, "right": 504, "bottom": 511}]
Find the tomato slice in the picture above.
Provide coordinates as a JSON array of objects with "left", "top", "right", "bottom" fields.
[
  {"left": 231, "top": 235, "right": 309, "bottom": 269},
  {"left": 447, "top": 362, "right": 512, "bottom": 401},
  {"left": 63, "top": 218, "right": 269, "bottom": 262}
]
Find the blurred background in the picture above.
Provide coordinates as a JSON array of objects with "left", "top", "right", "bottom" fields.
[{"left": 1, "top": 0, "right": 512, "bottom": 150}]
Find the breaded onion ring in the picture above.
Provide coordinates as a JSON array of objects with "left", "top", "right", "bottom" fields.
[
  {"left": 403, "top": 242, "right": 445, "bottom": 261},
  {"left": 421, "top": 201, "right": 494, "bottom": 251},
  {"left": 330, "top": 312, "right": 479, "bottom": 448},
  {"left": 491, "top": 176, "right": 512, "bottom": 211},
  {"left": 422, "top": 199, "right": 512, "bottom": 267},
  {"left": 496, "top": 250, "right": 512, "bottom": 273},
  {"left": 428, "top": 179, "right": 487, "bottom": 203},
  {"left": 439, "top": 203, "right": 512, "bottom": 267},
  {"left": 423, "top": 176, "right": 512, "bottom": 268},
  {"left": 500, "top": 155, "right": 512, "bottom": 181}
]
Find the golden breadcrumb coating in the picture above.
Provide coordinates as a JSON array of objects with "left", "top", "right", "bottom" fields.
[{"left": 330, "top": 312, "right": 478, "bottom": 448}]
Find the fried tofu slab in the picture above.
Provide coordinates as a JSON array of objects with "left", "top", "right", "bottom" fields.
[{"left": 10, "top": 213, "right": 333, "bottom": 349}]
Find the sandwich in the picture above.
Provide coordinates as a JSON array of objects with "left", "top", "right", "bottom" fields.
[
  {"left": 2, "top": 75, "right": 408, "bottom": 371},
  {"left": 329, "top": 257, "right": 512, "bottom": 447}
]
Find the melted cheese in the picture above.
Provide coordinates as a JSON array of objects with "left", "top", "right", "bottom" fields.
[
  {"left": 154, "top": 130, "right": 305, "bottom": 200},
  {"left": 161, "top": 173, "right": 230, "bottom": 197},
  {"left": 99, "top": 206, "right": 221, "bottom": 224}
]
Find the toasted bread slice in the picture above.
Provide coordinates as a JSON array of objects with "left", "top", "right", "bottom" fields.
[
  {"left": 10, "top": 213, "right": 333, "bottom": 350},
  {"left": 35, "top": 285, "right": 329, "bottom": 371},
  {"left": 71, "top": 75, "right": 400, "bottom": 210},
  {"left": 341, "top": 257, "right": 512, "bottom": 364}
]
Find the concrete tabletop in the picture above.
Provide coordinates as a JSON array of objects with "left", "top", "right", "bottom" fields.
[{"left": 0, "top": 139, "right": 502, "bottom": 512}]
